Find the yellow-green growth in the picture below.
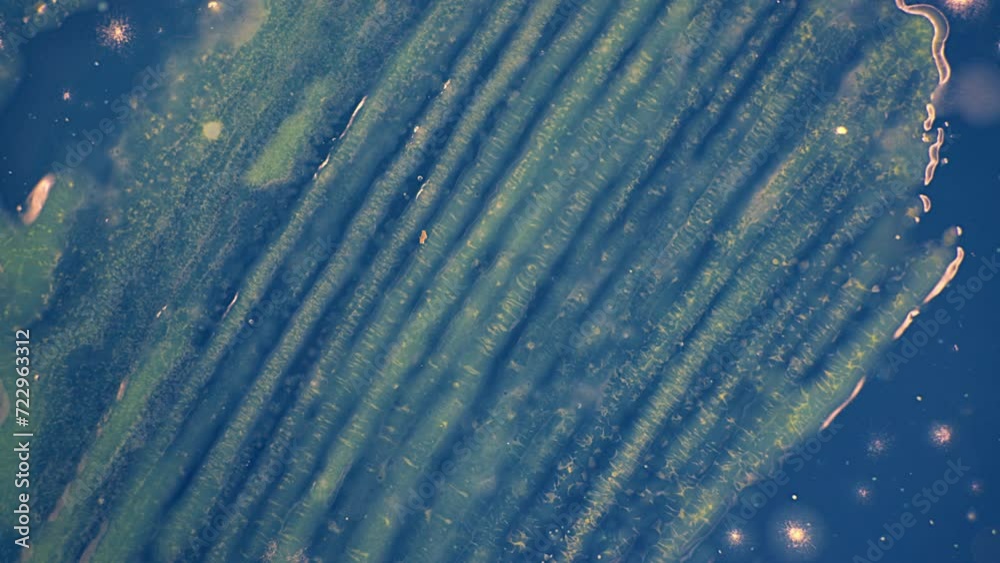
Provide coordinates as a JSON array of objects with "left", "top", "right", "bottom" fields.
[
  {"left": 244, "top": 75, "right": 337, "bottom": 188},
  {"left": 0, "top": 172, "right": 84, "bottom": 328}
]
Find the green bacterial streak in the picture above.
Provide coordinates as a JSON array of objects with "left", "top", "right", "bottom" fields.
[{"left": 0, "top": 0, "right": 957, "bottom": 561}]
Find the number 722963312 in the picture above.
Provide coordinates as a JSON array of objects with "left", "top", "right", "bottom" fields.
[{"left": 14, "top": 330, "right": 31, "bottom": 428}]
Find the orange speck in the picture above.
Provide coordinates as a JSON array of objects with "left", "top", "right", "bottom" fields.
[
  {"left": 726, "top": 528, "right": 744, "bottom": 546},
  {"left": 783, "top": 521, "right": 812, "bottom": 549},
  {"left": 930, "top": 423, "right": 953, "bottom": 447},
  {"left": 98, "top": 18, "right": 133, "bottom": 50}
]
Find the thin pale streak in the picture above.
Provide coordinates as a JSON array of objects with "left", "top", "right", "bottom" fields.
[
  {"left": 821, "top": 376, "right": 866, "bottom": 430},
  {"left": 222, "top": 291, "right": 240, "bottom": 320},
  {"left": 922, "top": 246, "right": 964, "bottom": 304},
  {"left": 893, "top": 308, "right": 920, "bottom": 340},
  {"left": 923, "top": 103, "right": 935, "bottom": 131},
  {"left": 338, "top": 95, "right": 368, "bottom": 140},
  {"left": 894, "top": 0, "right": 951, "bottom": 99},
  {"left": 924, "top": 127, "right": 944, "bottom": 185}
]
